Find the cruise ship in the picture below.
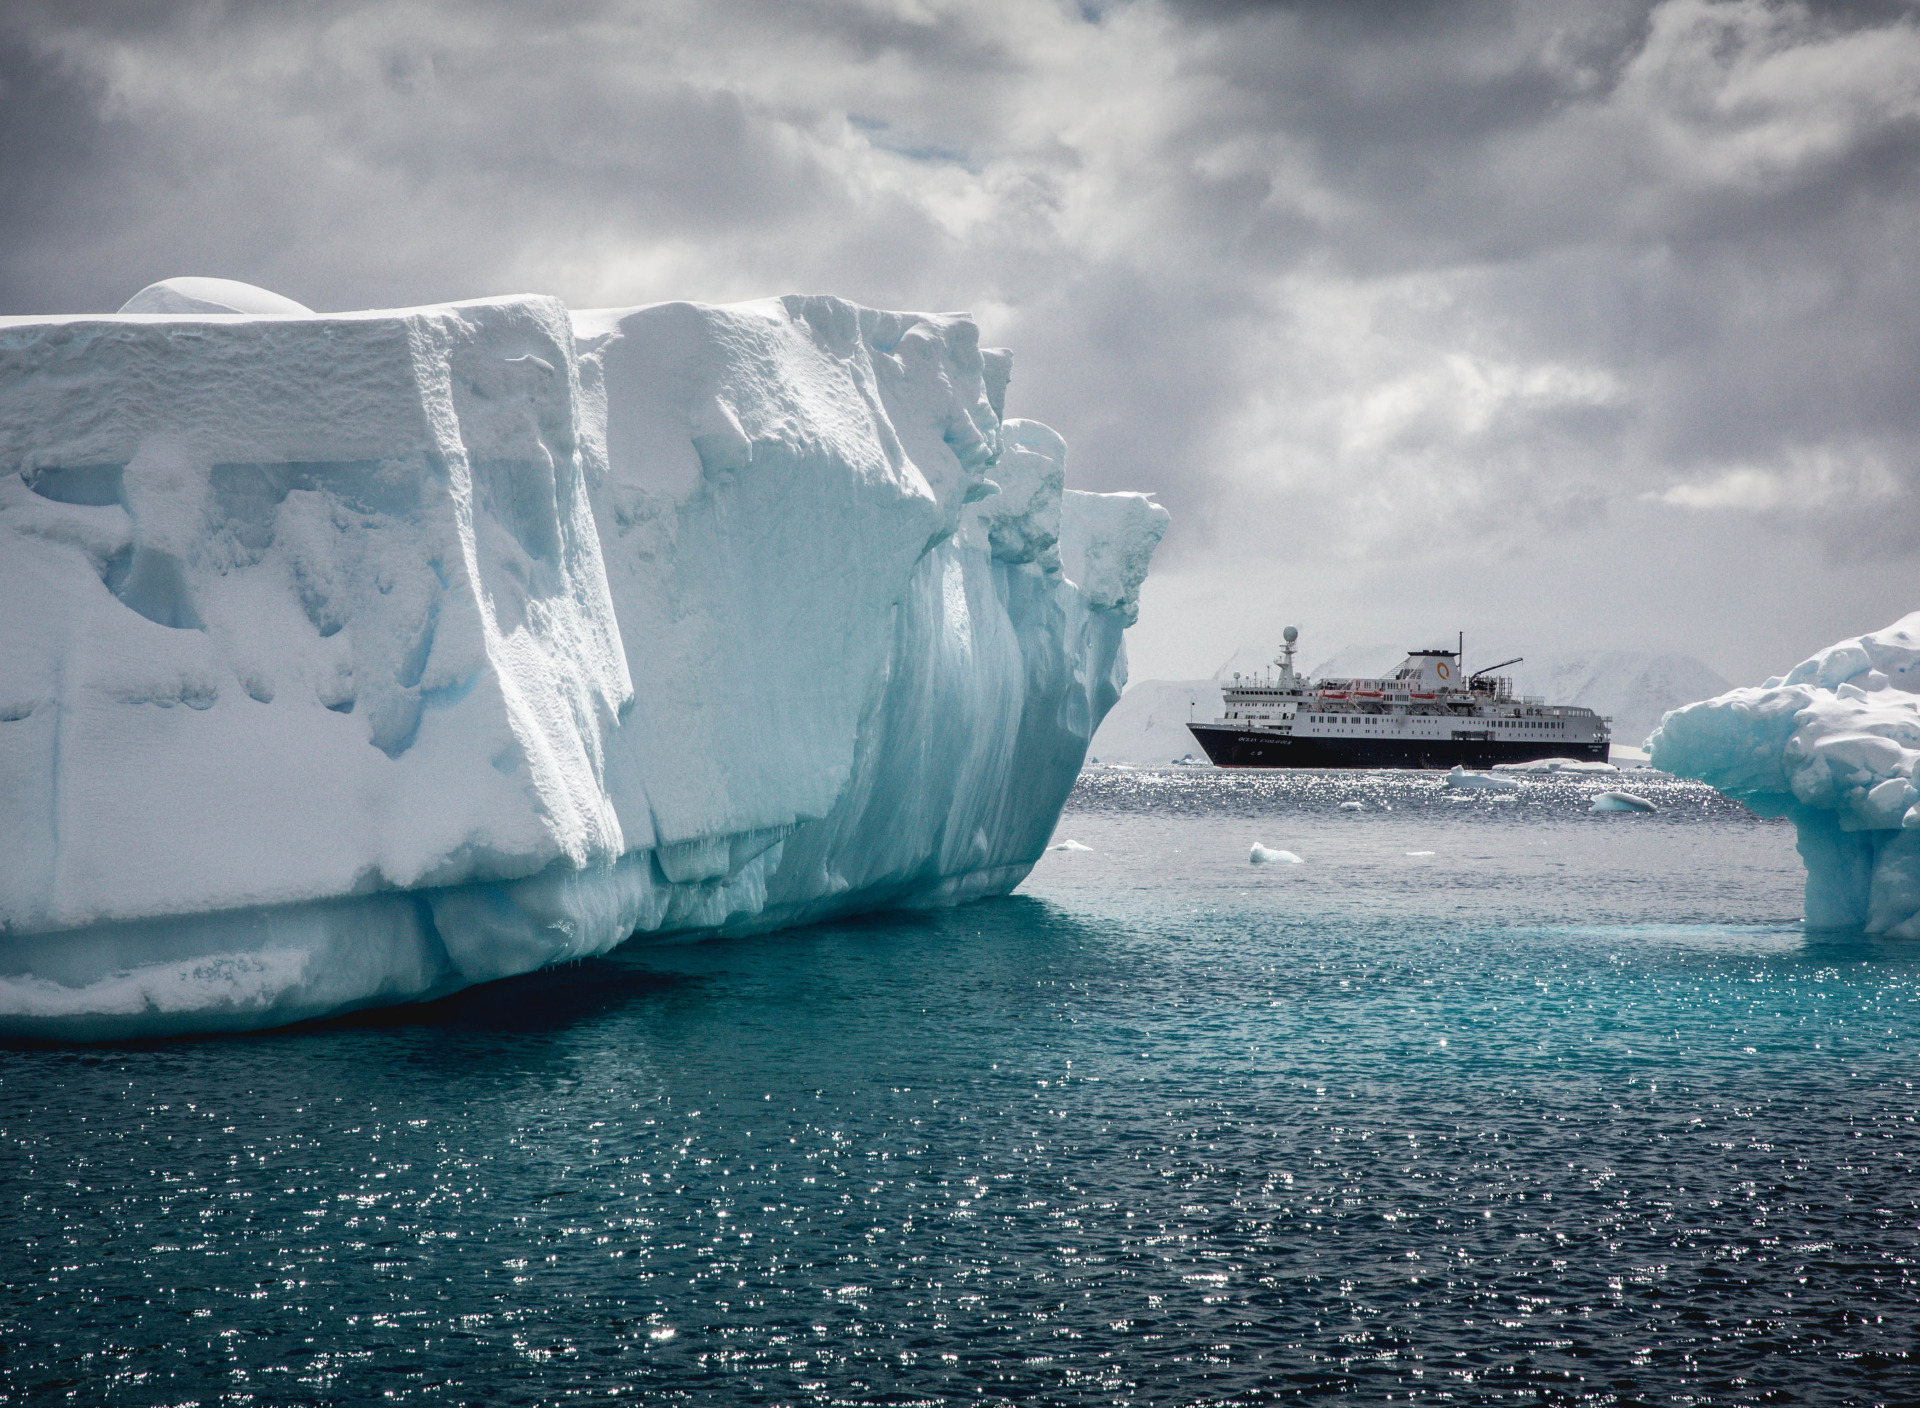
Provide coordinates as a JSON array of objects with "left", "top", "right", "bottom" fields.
[{"left": 1186, "top": 628, "right": 1610, "bottom": 769}]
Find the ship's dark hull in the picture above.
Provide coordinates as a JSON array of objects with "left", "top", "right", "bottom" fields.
[{"left": 1186, "top": 723, "right": 1609, "bottom": 770}]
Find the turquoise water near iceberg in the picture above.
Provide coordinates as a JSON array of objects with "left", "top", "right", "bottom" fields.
[{"left": 5, "top": 769, "right": 1920, "bottom": 1405}]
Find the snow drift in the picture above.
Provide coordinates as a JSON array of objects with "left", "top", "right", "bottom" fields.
[
  {"left": 0, "top": 284, "right": 1166, "bottom": 1038},
  {"left": 1650, "top": 613, "right": 1920, "bottom": 933}
]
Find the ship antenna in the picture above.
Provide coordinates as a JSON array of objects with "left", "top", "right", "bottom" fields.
[
  {"left": 1277, "top": 624, "right": 1299, "bottom": 681},
  {"left": 1457, "top": 630, "right": 1463, "bottom": 678}
]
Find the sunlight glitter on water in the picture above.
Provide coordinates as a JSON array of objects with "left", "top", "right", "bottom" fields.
[{"left": 4, "top": 769, "right": 1919, "bottom": 1405}]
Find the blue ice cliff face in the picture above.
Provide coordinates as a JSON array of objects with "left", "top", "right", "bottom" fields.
[
  {"left": 1650, "top": 613, "right": 1920, "bottom": 933},
  {"left": 0, "top": 286, "right": 1166, "bottom": 1038}
]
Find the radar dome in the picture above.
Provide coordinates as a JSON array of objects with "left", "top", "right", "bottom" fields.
[{"left": 1282, "top": 625, "right": 1298, "bottom": 643}]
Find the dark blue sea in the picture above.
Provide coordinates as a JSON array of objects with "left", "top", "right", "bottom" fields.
[{"left": 7, "top": 768, "right": 1920, "bottom": 1406}]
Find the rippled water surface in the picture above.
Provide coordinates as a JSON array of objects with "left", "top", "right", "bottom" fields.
[{"left": 7, "top": 768, "right": 1920, "bottom": 1405}]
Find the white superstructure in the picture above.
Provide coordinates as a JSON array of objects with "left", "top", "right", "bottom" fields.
[{"left": 1189, "top": 628, "right": 1610, "bottom": 768}]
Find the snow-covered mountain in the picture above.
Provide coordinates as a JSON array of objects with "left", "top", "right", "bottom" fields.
[
  {"left": 1502, "top": 653, "right": 1732, "bottom": 750},
  {"left": 1303, "top": 644, "right": 1414, "bottom": 683},
  {"left": 1085, "top": 679, "right": 1217, "bottom": 765}
]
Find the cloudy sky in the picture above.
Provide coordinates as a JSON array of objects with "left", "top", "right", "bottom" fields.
[{"left": 4, "top": 0, "right": 1917, "bottom": 682}]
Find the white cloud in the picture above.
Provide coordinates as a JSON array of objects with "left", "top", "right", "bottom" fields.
[
  {"left": 1652, "top": 443, "right": 1905, "bottom": 512},
  {"left": 1620, "top": 0, "right": 1920, "bottom": 190}
]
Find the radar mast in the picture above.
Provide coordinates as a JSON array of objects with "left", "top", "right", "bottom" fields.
[{"left": 1274, "top": 625, "right": 1300, "bottom": 684}]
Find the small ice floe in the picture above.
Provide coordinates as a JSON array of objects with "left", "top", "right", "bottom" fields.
[
  {"left": 1250, "top": 844, "right": 1303, "bottom": 865},
  {"left": 1405, "top": 850, "right": 1436, "bottom": 857},
  {"left": 1590, "top": 791, "right": 1657, "bottom": 813},
  {"left": 1492, "top": 757, "right": 1617, "bottom": 774},
  {"left": 1049, "top": 838, "right": 1095, "bottom": 851},
  {"left": 1442, "top": 765, "right": 1521, "bottom": 792},
  {"left": 1338, "top": 800, "right": 1364, "bottom": 812}
]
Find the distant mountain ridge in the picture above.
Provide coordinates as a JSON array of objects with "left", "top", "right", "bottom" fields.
[
  {"left": 1090, "top": 648, "right": 1732, "bottom": 764},
  {"left": 1503, "top": 653, "right": 1732, "bottom": 751},
  {"left": 1086, "top": 679, "right": 1218, "bottom": 766}
]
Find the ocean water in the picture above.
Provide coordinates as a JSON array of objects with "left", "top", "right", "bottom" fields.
[{"left": 6, "top": 768, "right": 1920, "bottom": 1406}]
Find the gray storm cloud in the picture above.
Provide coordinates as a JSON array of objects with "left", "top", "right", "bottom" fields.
[{"left": 3, "top": 0, "right": 1917, "bottom": 679}]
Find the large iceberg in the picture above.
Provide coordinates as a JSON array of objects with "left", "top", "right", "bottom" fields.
[
  {"left": 0, "top": 282, "right": 1166, "bottom": 1038},
  {"left": 1650, "top": 613, "right": 1920, "bottom": 934}
]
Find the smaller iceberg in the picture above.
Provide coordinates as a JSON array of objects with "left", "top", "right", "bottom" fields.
[
  {"left": 1651, "top": 611, "right": 1920, "bottom": 933},
  {"left": 1590, "top": 791, "right": 1656, "bottom": 813},
  {"left": 1338, "top": 800, "right": 1364, "bottom": 812},
  {"left": 1250, "top": 844, "right": 1302, "bottom": 864},
  {"left": 1442, "top": 765, "right": 1521, "bottom": 792},
  {"left": 1492, "top": 757, "right": 1618, "bottom": 774},
  {"left": 1048, "top": 839, "right": 1094, "bottom": 853}
]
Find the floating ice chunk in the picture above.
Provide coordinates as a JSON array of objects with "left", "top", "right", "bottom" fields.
[
  {"left": 1405, "top": 850, "right": 1436, "bottom": 857},
  {"left": 1442, "top": 765, "right": 1521, "bottom": 792},
  {"left": 1048, "top": 839, "right": 1094, "bottom": 852},
  {"left": 1338, "top": 800, "right": 1364, "bottom": 812},
  {"left": 117, "top": 277, "right": 315, "bottom": 316},
  {"left": 1492, "top": 757, "right": 1618, "bottom": 774},
  {"left": 1250, "top": 844, "right": 1302, "bottom": 864},
  {"left": 1590, "top": 791, "right": 1657, "bottom": 813}
]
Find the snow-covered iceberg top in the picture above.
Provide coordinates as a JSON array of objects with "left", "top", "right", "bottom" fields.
[
  {"left": 1650, "top": 613, "right": 1920, "bottom": 933},
  {"left": 0, "top": 280, "right": 1166, "bottom": 1037}
]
